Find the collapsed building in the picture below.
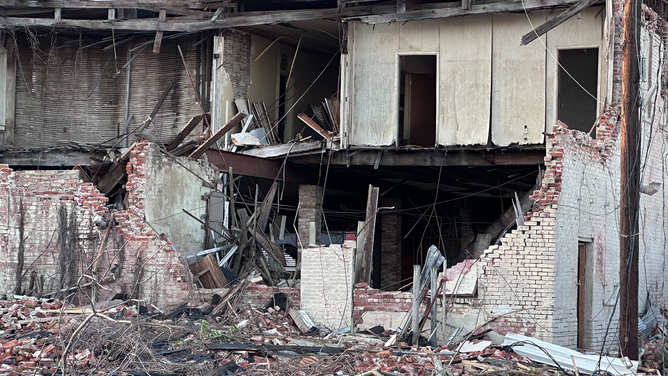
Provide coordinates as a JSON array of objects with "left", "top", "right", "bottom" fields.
[{"left": 0, "top": 0, "right": 666, "bottom": 352}]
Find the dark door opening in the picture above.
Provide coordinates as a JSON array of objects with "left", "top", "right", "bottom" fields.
[
  {"left": 399, "top": 55, "right": 436, "bottom": 147},
  {"left": 558, "top": 49, "right": 598, "bottom": 135},
  {"left": 577, "top": 241, "right": 587, "bottom": 348}
]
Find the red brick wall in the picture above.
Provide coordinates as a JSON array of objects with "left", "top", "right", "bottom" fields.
[
  {"left": 352, "top": 282, "right": 414, "bottom": 327},
  {"left": 0, "top": 142, "right": 196, "bottom": 308}
]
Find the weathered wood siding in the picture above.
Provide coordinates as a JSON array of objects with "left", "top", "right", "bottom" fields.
[
  {"left": 12, "top": 34, "right": 200, "bottom": 149},
  {"left": 347, "top": 8, "right": 605, "bottom": 147}
]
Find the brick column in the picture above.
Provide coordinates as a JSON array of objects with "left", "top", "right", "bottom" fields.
[
  {"left": 380, "top": 198, "right": 402, "bottom": 289},
  {"left": 297, "top": 185, "right": 323, "bottom": 248}
]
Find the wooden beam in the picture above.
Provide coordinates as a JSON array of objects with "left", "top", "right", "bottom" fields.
[
  {"left": 107, "top": 8, "right": 115, "bottom": 20},
  {"left": 297, "top": 113, "right": 332, "bottom": 140},
  {"left": 2, "top": 38, "right": 16, "bottom": 146},
  {"left": 0, "top": 7, "right": 371, "bottom": 32},
  {"left": 291, "top": 149, "right": 546, "bottom": 167},
  {"left": 153, "top": 9, "right": 167, "bottom": 53},
  {"left": 54, "top": 8, "right": 61, "bottom": 21},
  {"left": 205, "top": 149, "right": 309, "bottom": 184},
  {"left": 0, "top": 150, "right": 104, "bottom": 166},
  {"left": 359, "top": 184, "right": 379, "bottom": 284},
  {"left": 397, "top": 0, "right": 407, "bottom": 12},
  {"left": 167, "top": 114, "right": 207, "bottom": 150},
  {"left": 189, "top": 112, "right": 246, "bottom": 159},
  {"left": 0, "top": 1, "right": 216, "bottom": 8},
  {"left": 520, "top": 0, "right": 597, "bottom": 45},
  {"left": 351, "top": 0, "right": 583, "bottom": 24}
]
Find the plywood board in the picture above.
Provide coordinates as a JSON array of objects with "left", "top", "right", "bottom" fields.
[
  {"left": 438, "top": 15, "right": 492, "bottom": 146},
  {"left": 350, "top": 21, "right": 398, "bottom": 146},
  {"left": 491, "top": 12, "right": 546, "bottom": 146},
  {"left": 545, "top": 7, "right": 605, "bottom": 133}
]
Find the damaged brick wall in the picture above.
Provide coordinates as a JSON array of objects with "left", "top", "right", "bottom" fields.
[
  {"left": 0, "top": 167, "right": 106, "bottom": 298},
  {"left": 353, "top": 284, "right": 416, "bottom": 331},
  {"left": 297, "top": 185, "right": 322, "bottom": 248},
  {"left": 0, "top": 142, "right": 209, "bottom": 308},
  {"left": 380, "top": 198, "right": 402, "bottom": 289},
  {"left": 96, "top": 142, "right": 193, "bottom": 307},
  {"left": 444, "top": 126, "right": 564, "bottom": 343}
]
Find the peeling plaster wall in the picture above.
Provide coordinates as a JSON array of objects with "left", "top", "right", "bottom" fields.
[
  {"left": 347, "top": 8, "right": 605, "bottom": 147},
  {"left": 142, "top": 143, "right": 217, "bottom": 256}
]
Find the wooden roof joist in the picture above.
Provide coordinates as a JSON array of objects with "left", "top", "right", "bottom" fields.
[
  {"left": 0, "top": 1, "right": 229, "bottom": 9},
  {"left": 348, "top": 0, "right": 587, "bottom": 24},
  {"left": 0, "top": 7, "right": 371, "bottom": 32}
]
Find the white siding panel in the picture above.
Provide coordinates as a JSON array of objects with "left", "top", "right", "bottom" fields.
[
  {"left": 491, "top": 13, "right": 546, "bottom": 146},
  {"left": 351, "top": 22, "right": 399, "bottom": 146},
  {"left": 545, "top": 7, "right": 605, "bottom": 133},
  {"left": 438, "top": 15, "right": 492, "bottom": 146},
  {"left": 399, "top": 18, "right": 440, "bottom": 53}
]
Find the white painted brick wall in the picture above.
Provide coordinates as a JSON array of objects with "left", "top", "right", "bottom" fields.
[{"left": 301, "top": 244, "right": 354, "bottom": 330}]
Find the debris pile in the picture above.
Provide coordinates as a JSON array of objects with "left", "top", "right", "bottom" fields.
[{"left": 0, "top": 286, "right": 651, "bottom": 376}]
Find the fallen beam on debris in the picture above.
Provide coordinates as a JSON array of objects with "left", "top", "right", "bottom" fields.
[
  {"left": 206, "top": 343, "right": 345, "bottom": 354},
  {"left": 190, "top": 112, "right": 246, "bottom": 159}
]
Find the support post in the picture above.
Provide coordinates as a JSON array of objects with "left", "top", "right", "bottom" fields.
[
  {"left": 619, "top": 0, "right": 640, "bottom": 360},
  {"left": 430, "top": 265, "right": 437, "bottom": 342},
  {"left": 412, "top": 264, "right": 420, "bottom": 345}
]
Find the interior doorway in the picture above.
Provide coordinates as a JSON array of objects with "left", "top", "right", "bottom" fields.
[
  {"left": 577, "top": 241, "right": 593, "bottom": 348},
  {"left": 398, "top": 55, "right": 436, "bottom": 147},
  {"left": 558, "top": 48, "right": 598, "bottom": 136}
]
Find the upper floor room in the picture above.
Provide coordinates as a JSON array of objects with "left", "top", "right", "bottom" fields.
[{"left": 342, "top": 6, "right": 611, "bottom": 148}]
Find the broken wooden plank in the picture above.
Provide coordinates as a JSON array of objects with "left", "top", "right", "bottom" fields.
[
  {"left": 256, "top": 182, "right": 278, "bottom": 233},
  {"left": 297, "top": 113, "right": 332, "bottom": 140},
  {"left": 206, "top": 343, "right": 344, "bottom": 354},
  {"left": 250, "top": 228, "right": 287, "bottom": 267},
  {"left": 520, "top": 0, "right": 597, "bottom": 45},
  {"left": 288, "top": 308, "right": 318, "bottom": 335},
  {"left": 352, "top": 0, "right": 580, "bottom": 25},
  {"left": 167, "top": 114, "right": 207, "bottom": 150},
  {"left": 189, "top": 254, "right": 227, "bottom": 289},
  {"left": 96, "top": 161, "right": 127, "bottom": 195},
  {"left": 359, "top": 185, "right": 379, "bottom": 283},
  {"left": 152, "top": 9, "right": 167, "bottom": 53},
  {"left": 189, "top": 112, "right": 246, "bottom": 159}
]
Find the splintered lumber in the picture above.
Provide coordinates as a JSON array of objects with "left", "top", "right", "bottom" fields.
[
  {"left": 189, "top": 112, "right": 246, "bottom": 158},
  {"left": 256, "top": 182, "right": 278, "bottom": 232},
  {"left": 298, "top": 113, "right": 332, "bottom": 140},
  {"left": 167, "top": 114, "right": 208, "bottom": 150},
  {"left": 206, "top": 343, "right": 344, "bottom": 354},
  {"left": 250, "top": 228, "right": 287, "bottom": 267},
  {"left": 288, "top": 308, "right": 318, "bottom": 335},
  {"left": 152, "top": 9, "right": 167, "bottom": 53},
  {"left": 359, "top": 185, "right": 379, "bottom": 283},
  {"left": 97, "top": 161, "right": 127, "bottom": 195},
  {"left": 189, "top": 254, "right": 227, "bottom": 289}
]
